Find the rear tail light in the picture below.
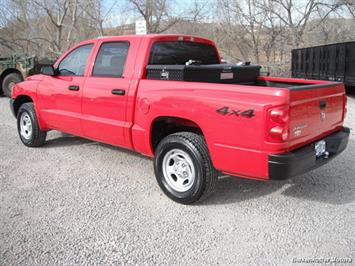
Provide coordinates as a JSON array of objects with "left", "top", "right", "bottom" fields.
[
  {"left": 270, "top": 109, "right": 289, "bottom": 124},
  {"left": 269, "top": 126, "right": 289, "bottom": 141},
  {"left": 267, "top": 106, "right": 290, "bottom": 142}
]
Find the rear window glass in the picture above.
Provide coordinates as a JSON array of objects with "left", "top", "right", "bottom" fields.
[
  {"left": 92, "top": 42, "right": 129, "bottom": 77},
  {"left": 149, "top": 41, "right": 219, "bottom": 65}
]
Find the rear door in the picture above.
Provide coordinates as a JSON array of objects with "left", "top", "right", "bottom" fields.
[
  {"left": 37, "top": 44, "right": 93, "bottom": 135},
  {"left": 81, "top": 41, "right": 132, "bottom": 147}
]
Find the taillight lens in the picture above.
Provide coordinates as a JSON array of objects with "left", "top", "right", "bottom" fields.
[
  {"left": 267, "top": 106, "right": 290, "bottom": 142},
  {"left": 269, "top": 126, "right": 289, "bottom": 141},
  {"left": 270, "top": 109, "right": 289, "bottom": 124}
]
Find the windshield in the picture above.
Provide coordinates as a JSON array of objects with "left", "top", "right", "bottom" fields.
[{"left": 149, "top": 41, "right": 219, "bottom": 65}]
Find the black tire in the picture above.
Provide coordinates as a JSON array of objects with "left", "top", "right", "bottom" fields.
[
  {"left": 17, "top": 103, "right": 46, "bottom": 147},
  {"left": 2, "top": 73, "right": 23, "bottom": 97},
  {"left": 154, "top": 132, "right": 217, "bottom": 204}
]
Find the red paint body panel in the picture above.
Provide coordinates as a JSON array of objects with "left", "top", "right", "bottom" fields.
[
  {"left": 11, "top": 34, "right": 347, "bottom": 180},
  {"left": 37, "top": 75, "right": 85, "bottom": 135}
]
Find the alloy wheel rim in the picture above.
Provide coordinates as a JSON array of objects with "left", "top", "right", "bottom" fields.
[
  {"left": 162, "top": 149, "right": 196, "bottom": 192},
  {"left": 20, "top": 112, "right": 33, "bottom": 140}
]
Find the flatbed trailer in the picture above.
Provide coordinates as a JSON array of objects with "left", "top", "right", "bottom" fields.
[{"left": 292, "top": 41, "right": 355, "bottom": 93}]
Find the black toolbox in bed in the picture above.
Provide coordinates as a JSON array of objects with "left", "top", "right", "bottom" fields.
[{"left": 146, "top": 64, "right": 261, "bottom": 84}]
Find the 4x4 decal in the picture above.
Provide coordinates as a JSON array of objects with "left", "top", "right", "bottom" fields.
[{"left": 216, "top": 106, "right": 255, "bottom": 118}]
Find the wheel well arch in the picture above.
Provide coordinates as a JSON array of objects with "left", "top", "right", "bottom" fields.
[
  {"left": 0, "top": 68, "right": 23, "bottom": 89},
  {"left": 150, "top": 116, "right": 204, "bottom": 152},
  {"left": 13, "top": 95, "right": 33, "bottom": 116}
]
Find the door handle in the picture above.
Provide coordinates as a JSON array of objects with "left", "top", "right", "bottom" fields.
[
  {"left": 68, "top": 85, "right": 80, "bottom": 91},
  {"left": 111, "top": 89, "right": 125, "bottom": 96}
]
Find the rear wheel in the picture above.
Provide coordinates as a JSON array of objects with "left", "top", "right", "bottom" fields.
[
  {"left": 154, "top": 132, "right": 217, "bottom": 204},
  {"left": 2, "top": 73, "right": 23, "bottom": 97},
  {"left": 17, "top": 103, "right": 46, "bottom": 147}
]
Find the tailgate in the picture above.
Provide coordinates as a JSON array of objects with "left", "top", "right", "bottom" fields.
[{"left": 288, "top": 82, "right": 345, "bottom": 148}]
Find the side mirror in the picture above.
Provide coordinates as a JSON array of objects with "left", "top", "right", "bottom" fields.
[{"left": 40, "top": 65, "right": 55, "bottom": 76}]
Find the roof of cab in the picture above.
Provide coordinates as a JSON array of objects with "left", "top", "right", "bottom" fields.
[{"left": 80, "top": 34, "right": 214, "bottom": 45}]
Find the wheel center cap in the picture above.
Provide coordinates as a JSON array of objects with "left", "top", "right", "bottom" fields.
[
  {"left": 177, "top": 165, "right": 188, "bottom": 178},
  {"left": 177, "top": 167, "right": 183, "bottom": 177}
]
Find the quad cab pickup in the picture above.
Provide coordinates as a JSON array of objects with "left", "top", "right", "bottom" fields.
[{"left": 10, "top": 35, "right": 350, "bottom": 204}]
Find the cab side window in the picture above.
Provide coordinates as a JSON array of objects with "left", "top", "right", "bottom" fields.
[
  {"left": 58, "top": 44, "right": 93, "bottom": 76},
  {"left": 92, "top": 42, "right": 129, "bottom": 77}
]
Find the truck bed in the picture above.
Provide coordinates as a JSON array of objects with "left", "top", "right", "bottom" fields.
[
  {"left": 238, "top": 76, "right": 345, "bottom": 152},
  {"left": 252, "top": 76, "right": 342, "bottom": 89}
]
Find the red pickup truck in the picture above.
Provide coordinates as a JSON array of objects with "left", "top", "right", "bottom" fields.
[{"left": 10, "top": 34, "right": 349, "bottom": 204}]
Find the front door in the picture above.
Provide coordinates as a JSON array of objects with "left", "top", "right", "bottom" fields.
[
  {"left": 81, "top": 41, "right": 130, "bottom": 146},
  {"left": 37, "top": 44, "right": 94, "bottom": 136}
]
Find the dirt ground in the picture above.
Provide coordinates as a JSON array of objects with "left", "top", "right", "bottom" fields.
[{"left": 0, "top": 96, "right": 354, "bottom": 265}]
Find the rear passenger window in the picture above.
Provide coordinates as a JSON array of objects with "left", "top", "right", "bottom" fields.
[
  {"left": 92, "top": 42, "right": 129, "bottom": 77},
  {"left": 149, "top": 41, "right": 219, "bottom": 65}
]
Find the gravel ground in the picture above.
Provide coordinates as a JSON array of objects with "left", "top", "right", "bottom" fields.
[{"left": 0, "top": 96, "right": 354, "bottom": 265}]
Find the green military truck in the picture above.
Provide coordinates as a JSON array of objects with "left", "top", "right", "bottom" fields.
[{"left": 0, "top": 55, "right": 55, "bottom": 97}]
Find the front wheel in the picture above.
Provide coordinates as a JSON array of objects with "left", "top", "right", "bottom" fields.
[
  {"left": 17, "top": 103, "right": 47, "bottom": 147},
  {"left": 154, "top": 132, "right": 217, "bottom": 204}
]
